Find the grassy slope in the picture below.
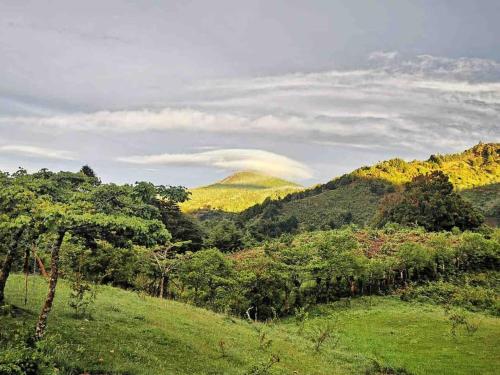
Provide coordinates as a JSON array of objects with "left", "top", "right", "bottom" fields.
[
  {"left": 181, "top": 171, "right": 303, "bottom": 213},
  {"left": 281, "top": 180, "right": 381, "bottom": 229},
  {"left": 288, "top": 298, "right": 500, "bottom": 375},
  {"left": 243, "top": 143, "right": 500, "bottom": 229},
  {"left": 3, "top": 275, "right": 500, "bottom": 374},
  {"left": 462, "top": 183, "right": 500, "bottom": 226}
]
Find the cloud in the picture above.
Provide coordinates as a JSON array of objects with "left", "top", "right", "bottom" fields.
[
  {"left": 117, "top": 148, "right": 313, "bottom": 179},
  {"left": 0, "top": 144, "right": 75, "bottom": 160},
  {"left": 1, "top": 53, "right": 499, "bottom": 153}
]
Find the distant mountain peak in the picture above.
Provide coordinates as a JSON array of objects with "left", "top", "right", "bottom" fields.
[
  {"left": 216, "top": 170, "right": 301, "bottom": 188},
  {"left": 180, "top": 170, "right": 303, "bottom": 213}
]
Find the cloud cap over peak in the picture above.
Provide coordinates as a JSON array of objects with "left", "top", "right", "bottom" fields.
[{"left": 117, "top": 148, "right": 313, "bottom": 180}]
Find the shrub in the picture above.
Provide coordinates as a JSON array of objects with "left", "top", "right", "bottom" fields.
[
  {"left": 401, "top": 281, "right": 499, "bottom": 315},
  {"left": 457, "top": 232, "right": 500, "bottom": 271},
  {"left": 245, "top": 354, "right": 280, "bottom": 375},
  {"left": 0, "top": 327, "right": 58, "bottom": 375}
]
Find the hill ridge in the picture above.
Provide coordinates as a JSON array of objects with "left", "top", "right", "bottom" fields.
[
  {"left": 240, "top": 143, "right": 500, "bottom": 229},
  {"left": 351, "top": 142, "right": 499, "bottom": 190}
]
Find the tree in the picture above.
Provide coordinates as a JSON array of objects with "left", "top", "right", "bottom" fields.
[
  {"left": 7, "top": 172, "right": 173, "bottom": 339},
  {"left": 376, "top": 171, "right": 483, "bottom": 231},
  {"left": 34, "top": 206, "right": 171, "bottom": 340},
  {"left": 204, "top": 219, "right": 243, "bottom": 252},
  {"left": 177, "top": 248, "right": 235, "bottom": 308},
  {"left": 156, "top": 199, "right": 204, "bottom": 252},
  {"left": 0, "top": 173, "right": 50, "bottom": 304},
  {"left": 79, "top": 165, "right": 99, "bottom": 180},
  {"left": 0, "top": 217, "right": 30, "bottom": 303},
  {"left": 150, "top": 241, "right": 187, "bottom": 298}
]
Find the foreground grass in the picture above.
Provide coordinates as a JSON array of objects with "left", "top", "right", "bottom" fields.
[
  {"left": 282, "top": 298, "right": 500, "bottom": 375},
  {"left": 3, "top": 275, "right": 500, "bottom": 374}
]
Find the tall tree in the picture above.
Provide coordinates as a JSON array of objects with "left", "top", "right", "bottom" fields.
[
  {"left": 376, "top": 171, "right": 483, "bottom": 231},
  {"left": 34, "top": 206, "right": 171, "bottom": 339}
]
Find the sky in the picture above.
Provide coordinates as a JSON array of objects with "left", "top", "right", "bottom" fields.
[{"left": 1, "top": 0, "right": 499, "bottom": 187}]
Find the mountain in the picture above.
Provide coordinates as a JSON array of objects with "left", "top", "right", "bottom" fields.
[
  {"left": 180, "top": 170, "right": 304, "bottom": 213},
  {"left": 241, "top": 143, "right": 500, "bottom": 229}
]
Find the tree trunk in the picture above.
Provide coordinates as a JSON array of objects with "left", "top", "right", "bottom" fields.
[
  {"left": 0, "top": 228, "right": 24, "bottom": 304},
  {"left": 35, "top": 254, "right": 49, "bottom": 279},
  {"left": 23, "top": 245, "right": 31, "bottom": 305},
  {"left": 159, "top": 275, "right": 165, "bottom": 299},
  {"left": 350, "top": 279, "right": 356, "bottom": 296},
  {"left": 35, "top": 231, "right": 65, "bottom": 340},
  {"left": 325, "top": 278, "right": 331, "bottom": 303}
]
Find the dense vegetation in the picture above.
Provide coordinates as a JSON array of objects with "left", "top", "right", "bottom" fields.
[
  {"left": 355, "top": 143, "right": 499, "bottom": 189},
  {"left": 164, "top": 227, "right": 498, "bottom": 319},
  {"left": 1, "top": 143, "right": 499, "bottom": 374},
  {"left": 376, "top": 171, "right": 483, "bottom": 231},
  {"left": 238, "top": 143, "right": 499, "bottom": 234},
  {"left": 180, "top": 171, "right": 303, "bottom": 213}
]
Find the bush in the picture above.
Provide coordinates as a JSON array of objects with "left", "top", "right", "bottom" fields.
[
  {"left": 457, "top": 232, "right": 500, "bottom": 271},
  {"left": 176, "top": 248, "right": 236, "bottom": 309},
  {"left": 0, "top": 327, "right": 57, "bottom": 375},
  {"left": 401, "top": 281, "right": 499, "bottom": 315}
]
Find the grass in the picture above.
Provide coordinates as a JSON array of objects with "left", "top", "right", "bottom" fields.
[
  {"left": 181, "top": 171, "right": 303, "bottom": 213},
  {"left": 281, "top": 180, "right": 382, "bottom": 229},
  {"left": 288, "top": 297, "right": 500, "bottom": 375},
  {"left": 3, "top": 275, "right": 500, "bottom": 374}
]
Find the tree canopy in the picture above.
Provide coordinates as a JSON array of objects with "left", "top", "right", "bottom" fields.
[{"left": 376, "top": 171, "right": 484, "bottom": 231}]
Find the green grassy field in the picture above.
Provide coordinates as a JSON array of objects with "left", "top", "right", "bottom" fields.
[{"left": 3, "top": 275, "right": 499, "bottom": 374}]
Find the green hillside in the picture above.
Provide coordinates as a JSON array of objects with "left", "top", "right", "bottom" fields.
[
  {"left": 281, "top": 179, "right": 384, "bottom": 229},
  {"left": 462, "top": 183, "right": 500, "bottom": 226},
  {"left": 352, "top": 142, "right": 499, "bottom": 190},
  {"left": 3, "top": 274, "right": 499, "bottom": 374},
  {"left": 181, "top": 171, "right": 303, "bottom": 213},
  {"left": 241, "top": 143, "right": 500, "bottom": 230}
]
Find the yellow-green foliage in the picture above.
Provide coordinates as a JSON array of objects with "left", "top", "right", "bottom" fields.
[
  {"left": 181, "top": 171, "right": 303, "bottom": 213},
  {"left": 353, "top": 143, "right": 499, "bottom": 190}
]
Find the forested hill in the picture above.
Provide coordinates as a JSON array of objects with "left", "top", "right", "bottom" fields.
[
  {"left": 352, "top": 142, "right": 499, "bottom": 190},
  {"left": 240, "top": 143, "right": 500, "bottom": 230},
  {"left": 180, "top": 171, "right": 303, "bottom": 213}
]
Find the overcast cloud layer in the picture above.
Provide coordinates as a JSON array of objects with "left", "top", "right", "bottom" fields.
[{"left": 1, "top": 1, "right": 499, "bottom": 186}]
